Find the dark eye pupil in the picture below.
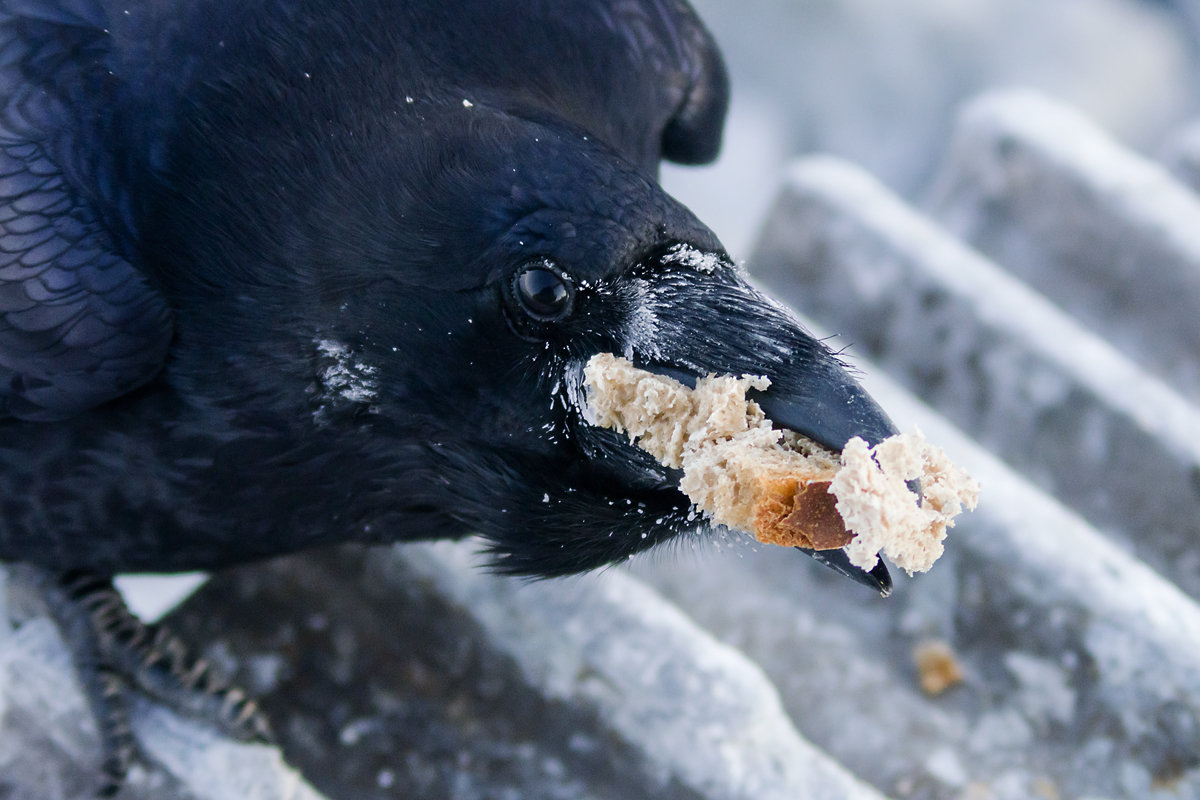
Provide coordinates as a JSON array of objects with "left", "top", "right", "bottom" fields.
[{"left": 516, "top": 267, "right": 572, "bottom": 319}]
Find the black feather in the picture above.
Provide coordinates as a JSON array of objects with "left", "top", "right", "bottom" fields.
[{"left": 0, "top": 0, "right": 737, "bottom": 574}]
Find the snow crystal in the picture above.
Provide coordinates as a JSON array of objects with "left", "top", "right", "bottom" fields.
[
  {"left": 663, "top": 243, "right": 727, "bottom": 274},
  {"left": 313, "top": 339, "right": 380, "bottom": 420}
]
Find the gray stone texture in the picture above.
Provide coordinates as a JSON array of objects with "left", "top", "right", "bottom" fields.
[
  {"left": 927, "top": 89, "right": 1200, "bottom": 402},
  {"left": 1, "top": 547, "right": 887, "bottom": 800}
]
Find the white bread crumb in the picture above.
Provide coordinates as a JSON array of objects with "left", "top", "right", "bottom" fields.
[
  {"left": 583, "top": 353, "right": 980, "bottom": 573},
  {"left": 834, "top": 429, "right": 979, "bottom": 574}
]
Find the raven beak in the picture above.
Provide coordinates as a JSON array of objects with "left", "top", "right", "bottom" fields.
[
  {"left": 803, "top": 547, "right": 893, "bottom": 597},
  {"left": 628, "top": 260, "right": 899, "bottom": 593},
  {"left": 630, "top": 333, "right": 897, "bottom": 454},
  {"left": 748, "top": 370, "right": 897, "bottom": 451},
  {"left": 638, "top": 356, "right": 897, "bottom": 596}
]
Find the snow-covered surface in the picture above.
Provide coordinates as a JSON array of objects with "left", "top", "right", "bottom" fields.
[
  {"left": 116, "top": 572, "right": 209, "bottom": 621},
  {"left": 927, "top": 89, "right": 1200, "bottom": 400},
  {"left": 52, "top": 545, "right": 890, "bottom": 800},
  {"left": 398, "top": 542, "right": 888, "bottom": 800},
  {"left": 672, "top": 0, "right": 1195, "bottom": 199},
  {"left": 0, "top": 567, "right": 328, "bottom": 800}
]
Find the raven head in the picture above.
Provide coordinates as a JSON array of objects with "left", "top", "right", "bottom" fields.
[{"left": 322, "top": 111, "right": 895, "bottom": 592}]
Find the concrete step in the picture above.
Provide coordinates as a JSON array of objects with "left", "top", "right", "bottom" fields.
[
  {"left": 925, "top": 89, "right": 1200, "bottom": 402},
  {"left": 0, "top": 548, "right": 888, "bottom": 800}
]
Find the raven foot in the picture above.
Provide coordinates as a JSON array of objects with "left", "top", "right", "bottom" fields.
[{"left": 35, "top": 569, "right": 272, "bottom": 796}]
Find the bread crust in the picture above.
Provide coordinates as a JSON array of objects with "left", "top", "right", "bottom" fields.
[{"left": 753, "top": 477, "right": 849, "bottom": 549}]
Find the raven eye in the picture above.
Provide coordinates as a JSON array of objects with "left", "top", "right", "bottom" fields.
[{"left": 514, "top": 265, "right": 574, "bottom": 321}]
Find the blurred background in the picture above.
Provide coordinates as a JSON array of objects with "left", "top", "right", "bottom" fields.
[{"left": 662, "top": 0, "right": 1200, "bottom": 258}]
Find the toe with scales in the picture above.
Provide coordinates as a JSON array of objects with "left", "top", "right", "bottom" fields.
[{"left": 35, "top": 568, "right": 273, "bottom": 795}]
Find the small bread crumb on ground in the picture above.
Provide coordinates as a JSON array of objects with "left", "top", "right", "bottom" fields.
[
  {"left": 1031, "top": 777, "right": 1063, "bottom": 800},
  {"left": 583, "top": 353, "right": 980, "bottom": 574},
  {"left": 913, "top": 639, "right": 965, "bottom": 696}
]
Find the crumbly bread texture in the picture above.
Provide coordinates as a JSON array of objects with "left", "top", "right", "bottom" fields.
[{"left": 583, "top": 353, "right": 980, "bottom": 574}]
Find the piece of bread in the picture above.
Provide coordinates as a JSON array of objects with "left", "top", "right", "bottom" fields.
[{"left": 583, "top": 353, "right": 980, "bottom": 574}]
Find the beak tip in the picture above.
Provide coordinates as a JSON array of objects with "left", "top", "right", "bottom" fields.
[
  {"left": 872, "top": 561, "right": 894, "bottom": 597},
  {"left": 798, "top": 546, "right": 893, "bottom": 596}
]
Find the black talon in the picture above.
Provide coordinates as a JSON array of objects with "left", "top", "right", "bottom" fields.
[{"left": 115, "top": 604, "right": 274, "bottom": 745}]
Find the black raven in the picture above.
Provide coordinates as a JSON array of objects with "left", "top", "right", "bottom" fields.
[{"left": 0, "top": 0, "right": 897, "bottom": 791}]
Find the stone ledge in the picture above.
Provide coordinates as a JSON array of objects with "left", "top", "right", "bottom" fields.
[{"left": 927, "top": 89, "right": 1200, "bottom": 401}]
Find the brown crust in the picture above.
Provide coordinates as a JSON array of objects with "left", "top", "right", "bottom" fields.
[{"left": 752, "top": 478, "right": 852, "bottom": 550}]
